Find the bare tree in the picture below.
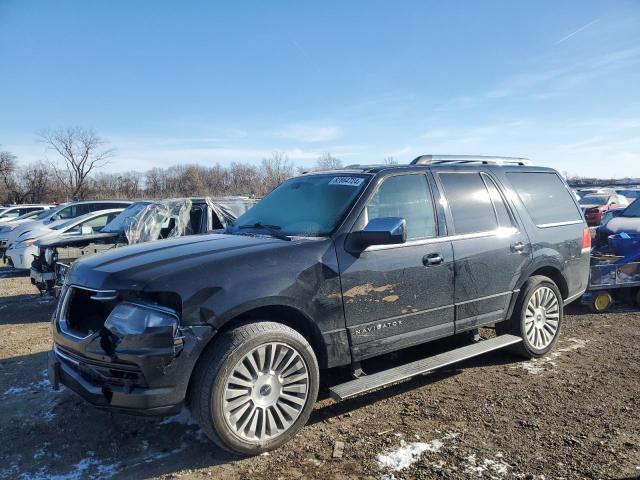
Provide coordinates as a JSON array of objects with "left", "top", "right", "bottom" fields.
[
  {"left": 260, "top": 151, "right": 294, "bottom": 194},
  {"left": 39, "top": 127, "right": 114, "bottom": 200},
  {"left": 0, "top": 150, "right": 17, "bottom": 201},
  {"left": 314, "top": 152, "right": 342, "bottom": 171},
  {"left": 383, "top": 156, "right": 398, "bottom": 165}
]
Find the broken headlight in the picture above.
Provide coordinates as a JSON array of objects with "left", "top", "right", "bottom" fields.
[
  {"left": 104, "top": 302, "right": 178, "bottom": 336},
  {"left": 44, "top": 247, "right": 57, "bottom": 267}
]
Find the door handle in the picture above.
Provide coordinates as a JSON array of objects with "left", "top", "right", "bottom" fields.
[
  {"left": 423, "top": 253, "right": 443, "bottom": 266},
  {"left": 511, "top": 242, "right": 525, "bottom": 253}
]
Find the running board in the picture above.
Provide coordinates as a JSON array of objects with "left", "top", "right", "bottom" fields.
[{"left": 329, "top": 334, "right": 522, "bottom": 401}]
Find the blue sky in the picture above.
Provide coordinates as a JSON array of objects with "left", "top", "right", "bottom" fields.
[{"left": 1, "top": 0, "right": 639, "bottom": 177}]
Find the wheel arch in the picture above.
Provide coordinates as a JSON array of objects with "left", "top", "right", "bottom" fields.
[
  {"left": 506, "top": 263, "right": 569, "bottom": 321},
  {"left": 185, "top": 304, "right": 329, "bottom": 408}
]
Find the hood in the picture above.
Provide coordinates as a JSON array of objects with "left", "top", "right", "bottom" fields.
[
  {"left": 603, "top": 216, "right": 640, "bottom": 234},
  {"left": 69, "top": 233, "right": 294, "bottom": 291}
]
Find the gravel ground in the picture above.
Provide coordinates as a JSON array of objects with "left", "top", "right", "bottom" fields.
[{"left": 1, "top": 268, "right": 639, "bottom": 480}]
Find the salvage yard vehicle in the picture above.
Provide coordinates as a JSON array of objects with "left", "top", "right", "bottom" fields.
[
  {"left": 579, "top": 193, "right": 629, "bottom": 226},
  {"left": 0, "top": 204, "right": 54, "bottom": 223},
  {"left": 31, "top": 197, "right": 255, "bottom": 293},
  {"left": 0, "top": 200, "right": 132, "bottom": 260},
  {"left": 5, "top": 209, "right": 124, "bottom": 270},
  {"left": 48, "top": 155, "right": 590, "bottom": 455}
]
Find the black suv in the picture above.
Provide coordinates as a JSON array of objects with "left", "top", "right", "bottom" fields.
[{"left": 48, "top": 155, "right": 590, "bottom": 455}]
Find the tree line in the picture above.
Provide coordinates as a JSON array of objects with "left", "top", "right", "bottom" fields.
[{"left": 1, "top": 127, "right": 397, "bottom": 204}]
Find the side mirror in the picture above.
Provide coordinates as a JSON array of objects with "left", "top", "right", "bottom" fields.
[
  {"left": 80, "top": 225, "right": 93, "bottom": 235},
  {"left": 51, "top": 215, "right": 61, "bottom": 221},
  {"left": 352, "top": 217, "right": 407, "bottom": 248}
]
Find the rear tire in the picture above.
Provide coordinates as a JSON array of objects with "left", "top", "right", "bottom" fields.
[
  {"left": 190, "top": 321, "right": 319, "bottom": 456},
  {"left": 496, "top": 275, "right": 563, "bottom": 358}
]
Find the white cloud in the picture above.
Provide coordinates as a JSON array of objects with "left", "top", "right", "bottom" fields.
[{"left": 273, "top": 124, "right": 342, "bottom": 142}]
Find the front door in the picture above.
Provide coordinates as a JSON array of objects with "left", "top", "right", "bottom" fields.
[
  {"left": 436, "top": 171, "right": 531, "bottom": 332},
  {"left": 336, "top": 173, "right": 455, "bottom": 361}
]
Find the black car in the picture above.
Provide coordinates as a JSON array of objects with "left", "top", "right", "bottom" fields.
[
  {"left": 48, "top": 156, "right": 590, "bottom": 455},
  {"left": 31, "top": 197, "right": 255, "bottom": 293}
]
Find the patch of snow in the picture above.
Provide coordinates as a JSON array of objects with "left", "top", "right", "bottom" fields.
[
  {"left": 463, "top": 454, "right": 511, "bottom": 478},
  {"left": 16, "top": 455, "right": 120, "bottom": 480},
  {"left": 377, "top": 439, "right": 443, "bottom": 471},
  {"left": 517, "top": 338, "right": 587, "bottom": 374},
  {"left": 159, "top": 408, "right": 197, "bottom": 426}
]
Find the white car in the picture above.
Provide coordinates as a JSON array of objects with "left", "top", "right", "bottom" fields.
[
  {"left": 0, "top": 204, "right": 53, "bottom": 223},
  {"left": 0, "top": 200, "right": 131, "bottom": 258},
  {"left": 5, "top": 209, "right": 123, "bottom": 270}
]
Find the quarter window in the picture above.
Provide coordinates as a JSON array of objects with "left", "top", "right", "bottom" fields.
[
  {"left": 506, "top": 172, "right": 582, "bottom": 226},
  {"left": 439, "top": 172, "right": 498, "bottom": 235},
  {"left": 364, "top": 174, "right": 437, "bottom": 241}
]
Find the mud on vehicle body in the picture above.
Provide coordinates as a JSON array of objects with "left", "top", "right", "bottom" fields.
[{"left": 48, "top": 156, "right": 590, "bottom": 455}]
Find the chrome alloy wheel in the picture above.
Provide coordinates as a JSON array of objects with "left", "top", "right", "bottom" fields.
[
  {"left": 525, "top": 286, "right": 560, "bottom": 349},
  {"left": 222, "top": 342, "right": 310, "bottom": 442}
]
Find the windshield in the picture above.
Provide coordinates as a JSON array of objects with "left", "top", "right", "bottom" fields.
[
  {"left": 579, "top": 195, "right": 609, "bottom": 206},
  {"left": 622, "top": 200, "right": 640, "bottom": 218},
  {"left": 102, "top": 202, "right": 150, "bottom": 233},
  {"left": 230, "top": 174, "right": 370, "bottom": 237},
  {"left": 51, "top": 217, "right": 80, "bottom": 231}
]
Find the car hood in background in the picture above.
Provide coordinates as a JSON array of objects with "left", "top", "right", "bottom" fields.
[{"left": 603, "top": 216, "right": 640, "bottom": 234}]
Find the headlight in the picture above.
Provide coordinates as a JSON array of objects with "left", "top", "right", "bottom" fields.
[
  {"left": 18, "top": 238, "right": 36, "bottom": 248},
  {"left": 44, "top": 248, "right": 56, "bottom": 266},
  {"left": 104, "top": 302, "right": 178, "bottom": 336}
]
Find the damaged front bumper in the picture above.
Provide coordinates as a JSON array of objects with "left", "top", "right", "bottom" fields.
[{"left": 49, "top": 286, "right": 215, "bottom": 414}]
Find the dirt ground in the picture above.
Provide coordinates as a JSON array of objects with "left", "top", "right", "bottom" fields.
[{"left": 1, "top": 267, "right": 639, "bottom": 480}]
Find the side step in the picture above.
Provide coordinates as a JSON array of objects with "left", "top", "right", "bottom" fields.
[{"left": 329, "top": 334, "right": 522, "bottom": 401}]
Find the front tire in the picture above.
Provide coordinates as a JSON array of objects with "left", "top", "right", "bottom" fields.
[
  {"left": 497, "top": 275, "right": 563, "bottom": 358},
  {"left": 190, "top": 321, "right": 319, "bottom": 455}
]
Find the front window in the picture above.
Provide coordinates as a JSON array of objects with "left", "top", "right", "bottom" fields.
[
  {"left": 362, "top": 174, "right": 437, "bottom": 241},
  {"left": 230, "top": 174, "right": 370, "bottom": 237}
]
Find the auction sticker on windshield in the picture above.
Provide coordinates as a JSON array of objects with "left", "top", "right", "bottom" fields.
[{"left": 329, "top": 177, "right": 365, "bottom": 187}]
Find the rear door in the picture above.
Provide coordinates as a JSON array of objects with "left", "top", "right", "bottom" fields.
[
  {"left": 337, "top": 172, "right": 455, "bottom": 360},
  {"left": 435, "top": 170, "right": 531, "bottom": 333}
]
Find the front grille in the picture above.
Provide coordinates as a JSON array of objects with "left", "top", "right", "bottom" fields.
[{"left": 59, "top": 286, "right": 118, "bottom": 338}]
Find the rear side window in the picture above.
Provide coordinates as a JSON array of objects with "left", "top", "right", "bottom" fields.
[
  {"left": 507, "top": 172, "right": 582, "bottom": 226},
  {"left": 439, "top": 172, "right": 498, "bottom": 235}
]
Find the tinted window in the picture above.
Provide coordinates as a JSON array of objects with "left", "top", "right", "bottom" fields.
[
  {"left": 57, "top": 206, "right": 77, "bottom": 219},
  {"left": 507, "top": 172, "right": 582, "bottom": 226},
  {"left": 439, "top": 172, "right": 497, "bottom": 235},
  {"left": 364, "top": 174, "right": 436, "bottom": 240}
]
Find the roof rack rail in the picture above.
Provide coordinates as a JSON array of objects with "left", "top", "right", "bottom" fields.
[{"left": 411, "top": 155, "right": 532, "bottom": 166}]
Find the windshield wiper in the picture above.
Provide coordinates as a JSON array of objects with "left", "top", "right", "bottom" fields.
[{"left": 238, "top": 222, "right": 291, "bottom": 241}]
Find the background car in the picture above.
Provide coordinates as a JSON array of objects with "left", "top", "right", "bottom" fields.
[
  {"left": 0, "top": 204, "right": 53, "bottom": 223},
  {"left": 5, "top": 209, "right": 123, "bottom": 270},
  {"left": 31, "top": 197, "right": 256, "bottom": 292},
  {"left": 0, "top": 200, "right": 131, "bottom": 260},
  {"left": 579, "top": 193, "right": 629, "bottom": 226}
]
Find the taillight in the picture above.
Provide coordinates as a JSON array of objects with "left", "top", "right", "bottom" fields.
[{"left": 582, "top": 227, "right": 591, "bottom": 250}]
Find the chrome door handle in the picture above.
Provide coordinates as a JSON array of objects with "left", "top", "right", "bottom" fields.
[
  {"left": 423, "top": 253, "right": 443, "bottom": 266},
  {"left": 511, "top": 242, "right": 525, "bottom": 253}
]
